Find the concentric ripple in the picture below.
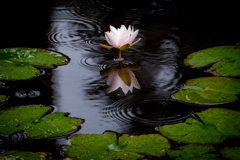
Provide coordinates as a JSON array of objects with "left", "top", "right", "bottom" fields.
[
  {"left": 47, "top": 15, "right": 107, "bottom": 50},
  {"left": 100, "top": 95, "right": 191, "bottom": 126},
  {"left": 78, "top": 56, "right": 136, "bottom": 71}
]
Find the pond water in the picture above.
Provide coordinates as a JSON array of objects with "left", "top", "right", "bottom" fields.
[{"left": 1, "top": 0, "right": 240, "bottom": 159}]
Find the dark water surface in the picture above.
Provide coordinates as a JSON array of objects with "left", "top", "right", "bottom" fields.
[{"left": 1, "top": 0, "right": 240, "bottom": 159}]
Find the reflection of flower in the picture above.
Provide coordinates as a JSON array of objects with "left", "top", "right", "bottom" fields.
[
  {"left": 99, "top": 25, "right": 141, "bottom": 60},
  {"left": 100, "top": 62, "right": 141, "bottom": 95}
]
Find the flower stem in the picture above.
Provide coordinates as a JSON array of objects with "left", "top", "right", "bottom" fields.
[{"left": 118, "top": 50, "right": 122, "bottom": 60}]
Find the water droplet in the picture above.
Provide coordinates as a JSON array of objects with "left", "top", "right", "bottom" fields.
[
  {"left": 15, "top": 91, "right": 27, "bottom": 98},
  {"left": 28, "top": 90, "right": 41, "bottom": 98}
]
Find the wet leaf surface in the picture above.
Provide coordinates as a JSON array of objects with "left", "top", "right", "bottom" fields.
[
  {"left": 220, "top": 147, "right": 240, "bottom": 160},
  {"left": 184, "top": 46, "right": 240, "bottom": 76},
  {"left": 0, "top": 150, "right": 47, "bottom": 160},
  {"left": 64, "top": 132, "right": 170, "bottom": 160},
  {"left": 0, "top": 48, "right": 69, "bottom": 80},
  {"left": 168, "top": 144, "right": 218, "bottom": 160},
  {"left": 0, "top": 105, "right": 82, "bottom": 138},
  {"left": 173, "top": 77, "right": 240, "bottom": 104},
  {"left": 158, "top": 108, "right": 240, "bottom": 144}
]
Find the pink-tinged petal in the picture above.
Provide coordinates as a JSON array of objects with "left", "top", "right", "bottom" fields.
[
  {"left": 129, "top": 71, "right": 141, "bottom": 89},
  {"left": 107, "top": 71, "right": 118, "bottom": 85},
  {"left": 120, "top": 25, "right": 127, "bottom": 33},
  {"left": 107, "top": 75, "right": 123, "bottom": 93},
  {"left": 105, "top": 33, "right": 112, "bottom": 46},
  {"left": 106, "top": 32, "right": 118, "bottom": 48},
  {"left": 120, "top": 83, "right": 130, "bottom": 95},
  {"left": 128, "top": 25, "right": 131, "bottom": 32},
  {"left": 110, "top": 25, "right": 118, "bottom": 35},
  {"left": 128, "top": 30, "right": 139, "bottom": 44}
]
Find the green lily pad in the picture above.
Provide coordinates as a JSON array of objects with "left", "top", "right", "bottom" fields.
[
  {"left": 173, "top": 77, "right": 240, "bottom": 104},
  {"left": 0, "top": 94, "right": 6, "bottom": 102},
  {"left": 158, "top": 108, "right": 240, "bottom": 144},
  {"left": 0, "top": 105, "right": 82, "bottom": 138},
  {"left": 0, "top": 81, "right": 4, "bottom": 87},
  {"left": 220, "top": 147, "right": 240, "bottom": 160},
  {"left": 0, "top": 48, "right": 69, "bottom": 80},
  {"left": 0, "top": 150, "right": 47, "bottom": 160},
  {"left": 64, "top": 132, "right": 170, "bottom": 160},
  {"left": 0, "top": 81, "right": 7, "bottom": 102},
  {"left": 184, "top": 46, "right": 240, "bottom": 76},
  {"left": 168, "top": 144, "right": 219, "bottom": 160}
]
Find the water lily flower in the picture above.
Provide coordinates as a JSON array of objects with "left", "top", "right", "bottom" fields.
[
  {"left": 100, "top": 62, "right": 141, "bottom": 95},
  {"left": 99, "top": 25, "right": 141, "bottom": 60}
]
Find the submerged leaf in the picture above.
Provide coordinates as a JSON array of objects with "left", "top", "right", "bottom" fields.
[
  {"left": 0, "top": 48, "right": 69, "bottom": 80},
  {"left": 158, "top": 108, "right": 240, "bottom": 144},
  {"left": 0, "top": 150, "right": 47, "bottom": 160},
  {"left": 64, "top": 132, "right": 170, "bottom": 160},
  {"left": 184, "top": 46, "right": 240, "bottom": 76},
  {"left": 168, "top": 144, "right": 218, "bottom": 160},
  {"left": 173, "top": 77, "right": 240, "bottom": 104},
  {"left": 0, "top": 105, "right": 82, "bottom": 138},
  {"left": 220, "top": 147, "right": 240, "bottom": 160}
]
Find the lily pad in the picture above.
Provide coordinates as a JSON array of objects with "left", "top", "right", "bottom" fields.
[
  {"left": 168, "top": 144, "right": 218, "bottom": 160},
  {"left": 0, "top": 105, "right": 82, "bottom": 138},
  {"left": 0, "top": 48, "right": 69, "bottom": 80},
  {"left": 0, "top": 81, "right": 4, "bottom": 87},
  {"left": 64, "top": 132, "right": 170, "bottom": 160},
  {"left": 158, "top": 108, "right": 240, "bottom": 144},
  {"left": 184, "top": 46, "right": 240, "bottom": 76},
  {"left": 0, "top": 94, "right": 6, "bottom": 102},
  {"left": 0, "top": 81, "right": 7, "bottom": 102},
  {"left": 173, "top": 77, "right": 240, "bottom": 104},
  {"left": 0, "top": 150, "right": 47, "bottom": 160},
  {"left": 220, "top": 147, "right": 240, "bottom": 160}
]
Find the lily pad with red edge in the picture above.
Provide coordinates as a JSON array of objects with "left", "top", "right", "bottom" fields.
[
  {"left": 168, "top": 144, "right": 218, "bottom": 160},
  {"left": 173, "top": 77, "right": 240, "bottom": 104},
  {"left": 0, "top": 150, "right": 47, "bottom": 160},
  {"left": 184, "top": 46, "right": 240, "bottom": 76},
  {"left": 158, "top": 108, "right": 240, "bottom": 144},
  {"left": 64, "top": 132, "right": 170, "bottom": 160},
  {"left": 0, "top": 105, "right": 83, "bottom": 138},
  {"left": 0, "top": 48, "right": 69, "bottom": 80},
  {"left": 220, "top": 147, "right": 240, "bottom": 160}
]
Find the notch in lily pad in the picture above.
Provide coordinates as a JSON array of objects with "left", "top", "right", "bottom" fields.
[
  {"left": 184, "top": 46, "right": 240, "bottom": 76},
  {"left": 158, "top": 108, "right": 240, "bottom": 144},
  {"left": 0, "top": 150, "right": 47, "bottom": 160},
  {"left": 64, "top": 132, "right": 170, "bottom": 160},
  {"left": 173, "top": 77, "right": 240, "bottom": 104},
  {"left": 0, "top": 48, "right": 69, "bottom": 80},
  {"left": 0, "top": 105, "right": 83, "bottom": 138}
]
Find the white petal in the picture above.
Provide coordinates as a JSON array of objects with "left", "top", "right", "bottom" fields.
[
  {"left": 128, "top": 30, "right": 139, "bottom": 45},
  {"left": 106, "top": 32, "right": 118, "bottom": 48},
  {"left": 110, "top": 25, "right": 118, "bottom": 35},
  {"left": 121, "top": 86, "right": 130, "bottom": 94},
  {"left": 107, "top": 71, "right": 118, "bottom": 85},
  {"left": 108, "top": 75, "right": 126, "bottom": 93},
  {"left": 105, "top": 33, "right": 112, "bottom": 46},
  {"left": 120, "top": 25, "right": 127, "bottom": 33}
]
